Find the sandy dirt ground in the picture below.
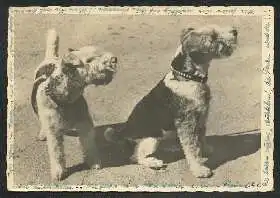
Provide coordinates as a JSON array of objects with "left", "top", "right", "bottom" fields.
[{"left": 9, "top": 13, "right": 262, "bottom": 189}]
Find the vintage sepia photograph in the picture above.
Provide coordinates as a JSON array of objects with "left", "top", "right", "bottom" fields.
[{"left": 7, "top": 6, "right": 274, "bottom": 191}]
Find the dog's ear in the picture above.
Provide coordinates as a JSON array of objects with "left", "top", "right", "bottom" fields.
[
  {"left": 34, "top": 59, "right": 57, "bottom": 80},
  {"left": 171, "top": 44, "right": 185, "bottom": 70},
  {"left": 61, "top": 52, "right": 84, "bottom": 68},
  {"left": 180, "top": 27, "right": 195, "bottom": 43}
]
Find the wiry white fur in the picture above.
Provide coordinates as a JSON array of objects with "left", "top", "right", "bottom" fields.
[{"left": 135, "top": 137, "right": 163, "bottom": 168}]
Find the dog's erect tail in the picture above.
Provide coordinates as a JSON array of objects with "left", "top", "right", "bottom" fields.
[
  {"left": 34, "top": 29, "right": 59, "bottom": 80},
  {"left": 45, "top": 28, "right": 59, "bottom": 59}
]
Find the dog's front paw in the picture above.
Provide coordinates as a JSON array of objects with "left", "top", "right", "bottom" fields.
[
  {"left": 51, "top": 165, "right": 66, "bottom": 181},
  {"left": 92, "top": 161, "right": 102, "bottom": 170},
  {"left": 139, "top": 157, "right": 165, "bottom": 169},
  {"left": 190, "top": 164, "right": 213, "bottom": 178}
]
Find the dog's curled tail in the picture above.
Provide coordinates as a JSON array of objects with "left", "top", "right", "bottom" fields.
[{"left": 45, "top": 28, "right": 59, "bottom": 59}]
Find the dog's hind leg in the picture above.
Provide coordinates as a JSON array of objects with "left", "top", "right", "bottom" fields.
[
  {"left": 135, "top": 137, "right": 164, "bottom": 169},
  {"left": 175, "top": 116, "right": 213, "bottom": 178},
  {"left": 77, "top": 122, "right": 101, "bottom": 170}
]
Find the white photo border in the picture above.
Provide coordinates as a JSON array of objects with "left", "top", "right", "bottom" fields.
[{"left": 7, "top": 6, "right": 274, "bottom": 192}]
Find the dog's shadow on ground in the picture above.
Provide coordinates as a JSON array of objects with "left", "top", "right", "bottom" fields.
[
  {"left": 67, "top": 123, "right": 134, "bottom": 176},
  {"left": 67, "top": 123, "right": 260, "bottom": 176},
  {"left": 204, "top": 130, "right": 261, "bottom": 169}
]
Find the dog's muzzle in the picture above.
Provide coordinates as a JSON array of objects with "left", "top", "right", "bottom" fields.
[
  {"left": 210, "top": 38, "right": 237, "bottom": 57},
  {"left": 98, "top": 56, "right": 118, "bottom": 85},
  {"left": 105, "top": 57, "right": 118, "bottom": 73}
]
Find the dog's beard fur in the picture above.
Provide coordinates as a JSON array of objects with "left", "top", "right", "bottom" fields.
[
  {"left": 91, "top": 71, "right": 115, "bottom": 85},
  {"left": 82, "top": 62, "right": 116, "bottom": 86},
  {"left": 210, "top": 38, "right": 236, "bottom": 58}
]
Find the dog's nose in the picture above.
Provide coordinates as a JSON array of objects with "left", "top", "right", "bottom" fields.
[{"left": 106, "top": 56, "right": 117, "bottom": 72}]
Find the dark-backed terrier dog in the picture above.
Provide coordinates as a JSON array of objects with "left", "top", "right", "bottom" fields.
[{"left": 105, "top": 25, "right": 237, "bottom": 178}]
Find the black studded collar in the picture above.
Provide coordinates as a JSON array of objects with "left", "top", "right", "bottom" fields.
[{"left": 170, "top": 66, "right": 208, "bottom": 83}]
